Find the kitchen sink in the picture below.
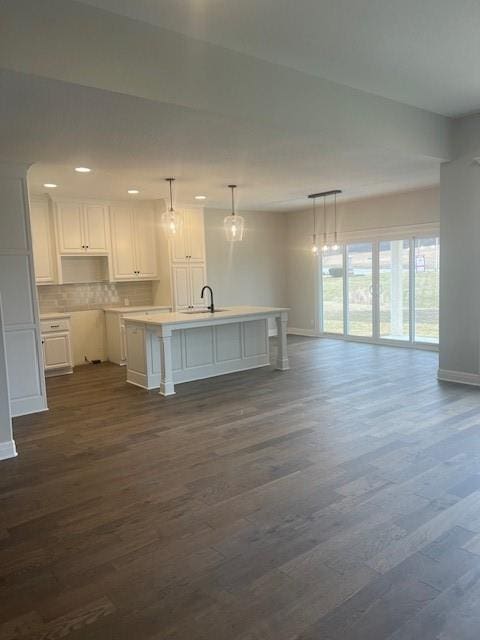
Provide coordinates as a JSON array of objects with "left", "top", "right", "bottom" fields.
[{"left": 181, "top": 309, "right": 229, "bottom": 314}]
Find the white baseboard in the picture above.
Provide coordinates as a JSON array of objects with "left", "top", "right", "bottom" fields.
[
  {"left": 287, "top": 327, "right": 317, "bottom": 337},
  {"left": 437, "top": 368, "right": 480, "bottom": 386},
  {"left": 0, "top": 439, "right": 17, "bottom": 461}
]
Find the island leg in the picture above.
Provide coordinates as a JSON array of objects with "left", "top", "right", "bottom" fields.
[
  {"left": 158, "top": 327, "right": 175, "bottom": 396},
  {"left": 275, "top": 311, "right": 289, "bottom": 370}
]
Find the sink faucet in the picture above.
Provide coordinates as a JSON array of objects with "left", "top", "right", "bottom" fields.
[{"left": 201, "top": 285, "right": 215, "bottom": 313}]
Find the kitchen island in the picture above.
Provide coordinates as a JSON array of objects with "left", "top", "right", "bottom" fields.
[{"left": 123, "top": 306, "right": 289, "bottom": 396}]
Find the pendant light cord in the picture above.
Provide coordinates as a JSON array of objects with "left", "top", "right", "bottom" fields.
[
  {"left": 312, "top": 197, "right": 317, "bottom": 235},
  {"left": 323, "top": 195, "right": 327, "bottom": 241},
  {"left": 166, "top": 178, "right": 175, "bottom": 212},
  {"left": 229, "top": 185, "right": 236, "bottom": 217},
  {"left": 334, "top": 192, "right": 337, "bottom": 242}
]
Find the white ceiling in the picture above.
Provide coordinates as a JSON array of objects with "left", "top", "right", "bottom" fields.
[
  {"left": 79, "top": 0, "right": 480, "bottom": 117},
  {"left": 3, "top": 71, "right": 438, "bottom": 209}
]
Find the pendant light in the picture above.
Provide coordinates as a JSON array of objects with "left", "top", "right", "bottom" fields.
[
  {"left": 332, "top": 191, "right": 339, "bottom": 251},
  {"left": 322, "top": 195, "right": 329, "bottom": 252},
  {"left": 224, "top": 185, "right": 245, "bottom": 242},
  {"left": 311, "top": 195, "right": 319, "bottom": 255},
  {"left": 162, "top": 178, "right": 182, "bottom": 237},
  {"left": 308, "top": 189, "right": 342, "bottom": 252}
]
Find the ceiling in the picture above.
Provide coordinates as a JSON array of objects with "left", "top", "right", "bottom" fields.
[
  {"left": 79, "top": 0, "right": 480, "bottom": 117},
  {"left": 0, "top": 1, "right": 456, "bottom": 209},
  {"left": 4, "top": 71, "right": 438, "bottom": 209}
]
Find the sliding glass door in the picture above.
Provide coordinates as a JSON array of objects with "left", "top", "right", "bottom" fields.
[
  {"left": 414, "top": 237, "right": 440, "bottom": 344},
  {"left": 347, "top": 243, "right": 373, "bottom": 337},
  {"left": 322, "top": 247, "right": 344, "bottom": 334},
  {"left": 378, "top": 240, "right": 410, "bottom": 341},
  {"left": 318, "top": 236, "right": 439, "bottom": 348}
]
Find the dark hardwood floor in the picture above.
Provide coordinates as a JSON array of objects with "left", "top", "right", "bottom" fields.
[{"left": 2, "top": 337, "right": 480, "bottom": 639}]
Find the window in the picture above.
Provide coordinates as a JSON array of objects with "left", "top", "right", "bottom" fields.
[
  {"left": 318, "top": 235, "right": 439, "bottom": 347},
  {"left": 379, "top": 240, "right": 410, "bottom": 341},
  {"left": 322, "top": 247, "right": 344, "bottom": 334},
  {"left": 347, "top": 243, "right": 373, "bottom": 337},
  {"left": 414, "top": 237, "right": 440, "bottom": 343}
]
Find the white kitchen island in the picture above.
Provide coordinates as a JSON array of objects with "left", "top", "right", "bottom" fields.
[{"left": 123, "top": 306, "right": 289, "bottom": 396}]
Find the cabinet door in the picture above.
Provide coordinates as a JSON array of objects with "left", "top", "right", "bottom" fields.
[
  {"left": 30, "top": 200, "right": 55, "bottom": 284},
  {"left": 185, "top": 210, "right": 205, "bottom": 262},
  {"left": 110, "top": 206, "right": 136, "bottom": 279},
  {"left": 172, "top": 264, "right": 191, "bottom": 310},
  {"left": 56, "top": 202, "right": 85, "bottom": 253},
  {"left": 84, "top": 204, "right": 109, "bottom": 253},
  {"left": 169, "top": 211, "right": 188, "bottom": 262},
  {"left": 190, "top": 263, "right": 207, "bottom": 308},
  {"left": 134, "top": 208, "right": 157, "bottom": 278},
  {"left": 43, "top": 334, "right": 72, "bottom": 369}
]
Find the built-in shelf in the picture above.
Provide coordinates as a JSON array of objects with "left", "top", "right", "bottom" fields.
[{"left": 60, "top": 255, "right": 109, "bottom": 284}]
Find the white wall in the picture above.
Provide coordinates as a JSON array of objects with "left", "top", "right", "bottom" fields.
[
  {"left": 204, "top": 208, "right": 287, "bottom": 311},
  {"left": 285, "top": 187, "right": 440, "bottom": 333},
  {"left": 438, "top": 157, "right": 480, "bottom": 381}
]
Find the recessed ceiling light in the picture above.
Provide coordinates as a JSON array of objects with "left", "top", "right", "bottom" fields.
[
  {"left": 194, "top": 195, "right": 207, "bottom": 200},
  {"left": 75, "top": 167, "right": 91, "bottom": 173},
  {"left": 43, "top": 183, "right": 57, "bottom": 188},
  {"left": 127, "top": 189, "right": 140, "bottom": 194}
]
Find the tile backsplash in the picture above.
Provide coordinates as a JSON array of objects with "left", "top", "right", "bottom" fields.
[{"left": 37, "top": 281, "right": 155, "bottom": 313}]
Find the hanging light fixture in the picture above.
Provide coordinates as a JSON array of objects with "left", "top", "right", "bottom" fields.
[
  {"left": 332, "top": 191, "right": 339, "bottom": 251},
  {"left": 310, "top": 195, "right": 319, "bottom": 255},
  {"left": 161, "top": 178, "right": 182, "bottom": 237},
  {"left": 224, "top": 185, "right": 245, "bottom": 242},
  {"left": 308, "top": 189, "right": 342, "bottom": 252},
  {"left": 322, "top": 195, "right": 329, "bottom": 252}
]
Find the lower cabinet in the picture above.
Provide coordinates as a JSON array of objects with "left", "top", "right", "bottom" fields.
[
  {"left": 104, "top": 307, "right": 171, "bottom": 365},
  {"left": 40, "top": 315, "right": 73, "bottom": 377}
]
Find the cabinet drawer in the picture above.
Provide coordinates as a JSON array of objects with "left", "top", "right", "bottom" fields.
[{"left": 40, "top": 319, "right": 70, "bottom": 333}]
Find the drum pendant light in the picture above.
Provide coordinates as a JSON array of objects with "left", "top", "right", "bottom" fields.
[{"left": 224, "top": 185, "right": 245, "bottom": 242}]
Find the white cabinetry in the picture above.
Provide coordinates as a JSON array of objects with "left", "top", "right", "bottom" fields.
[
  {"left": 55, "top": 201, "right": 109, "bottom": 254},
  {"left": 170, "top": 209, "right": 206, "bottom": 263},
  {"left": 104, "top": 306, "right": 170, "bottom": 365},
  {"left": 110, "top": 205, "right": 158, "bottom": 280},
  {"left": 40, "top": 314, "right": 73, "bottom": 377},
  {"left": 169, "top": 209, "right": 207, "bottom": 310},
  {"left": 29, "top": 197, "right": 56, "bottom": 285}
]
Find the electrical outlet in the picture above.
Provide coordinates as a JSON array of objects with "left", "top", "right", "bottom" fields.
[{"left": 124, "top": 298, "right": 130, "bottom": 306}]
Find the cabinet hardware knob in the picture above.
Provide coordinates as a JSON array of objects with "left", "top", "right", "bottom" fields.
[{"left": 50, "top": 324, "right": 59, "bottom": 328}]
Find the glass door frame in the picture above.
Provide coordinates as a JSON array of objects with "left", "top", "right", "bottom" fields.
[{"left": 317, "top": 236, "right": 439, "bottom": 351}]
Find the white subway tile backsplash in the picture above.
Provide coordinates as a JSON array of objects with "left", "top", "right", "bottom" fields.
[{"left": 38, "top": 281, "right": 154, "bottom": 313}]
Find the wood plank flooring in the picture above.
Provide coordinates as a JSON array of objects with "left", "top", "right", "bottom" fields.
[{"left": 2, "top": 337, "right": 480, "bottom": 639}]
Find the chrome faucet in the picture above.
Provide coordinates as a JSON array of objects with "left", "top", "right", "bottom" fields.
[{"left": 201, "top": 285, "right": 215, "bottom": 313}]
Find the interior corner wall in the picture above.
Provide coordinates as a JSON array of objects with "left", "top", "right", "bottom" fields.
[
  {"left": 285, "top": 186, "right": 440, "bottom": 334},
  {"left": 203, "top": 208, "right": 287, "bottom": 314},
  {"left": 439, "top": 157, "right": 480, "bottom": 380}
]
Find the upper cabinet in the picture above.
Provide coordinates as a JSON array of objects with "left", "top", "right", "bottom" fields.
[
  {"left": 55, "top": 201, "right": 109, "bottom": 254},
  {"left": 30, "top": 197, "right": 56, "bottom": 285},
  {"left": 110, "top": 205, "right": 158, "bottom": 281},
  {"left": 170, "top": 209, "right": 205, "bottom": 263},
  {"left": 168, "top": 208, "right": 207, "bottom": 310}
]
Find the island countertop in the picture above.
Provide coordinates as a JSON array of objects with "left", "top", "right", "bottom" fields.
[
  {"left": 123, "top": 306, "right": 290, "bottom": 396},
  {"left": 123, "top": 305, "right": 289, "bottom": 327}
]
